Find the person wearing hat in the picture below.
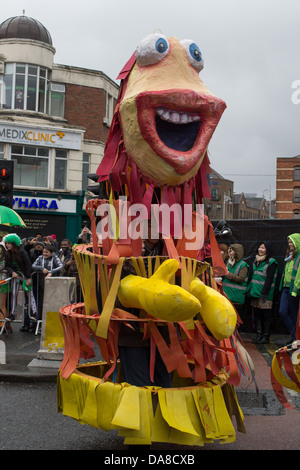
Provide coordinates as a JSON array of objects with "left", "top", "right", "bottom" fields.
[
  {"left": 279, "top": 233, "right": 300, "bottom": 342},
  {"left": 4, "top": 233, "right": 32, "bottom": 330},
  {"left": 29, "top": 241, "right": 45, "bottom": 263}
]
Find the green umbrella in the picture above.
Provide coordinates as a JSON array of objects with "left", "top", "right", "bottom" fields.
[{"left": 0, "top": 205, "right": 26, "bottom": 227}]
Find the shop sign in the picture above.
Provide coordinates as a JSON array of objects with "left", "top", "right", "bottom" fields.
[
  {"left": 13, "top": 196, "right": 77, "bottom": 213},
  {"left": 0, "top": 122, "right": 82, "bottom": 150}
]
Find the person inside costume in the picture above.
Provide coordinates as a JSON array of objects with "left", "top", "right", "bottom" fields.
[
  {"left": 4, "top": 233, "right": 32, "bottom": 330},
  {"left": 248, "top": 242, "right": 278, "bottom": 344},
  {"left": 222, "top": 243, "right": 249, "bottom": 328},
  {"left": 278, "top": 233, "right": 300, "bottom": 342},
  {"left": 118, "top": 232, "right": 172, "bottom": 388}
]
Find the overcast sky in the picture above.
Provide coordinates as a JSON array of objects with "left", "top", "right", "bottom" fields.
[{"left": 1, "top": 0, "right": 300, "bottom": 201}]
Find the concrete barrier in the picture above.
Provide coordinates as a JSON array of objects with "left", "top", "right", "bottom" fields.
[{"left": 37, "top": 277, "right": 76, "bottom": 361}]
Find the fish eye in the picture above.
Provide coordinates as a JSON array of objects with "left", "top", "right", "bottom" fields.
[
  {"left": 135, "top": 33, "right": 170, "bottom": 66},
  {"left": 180, "top": 39, "right": 204, "bottom": 72},
  {"left": 155, "top": 37, "right": 168, "bottom": 53}
]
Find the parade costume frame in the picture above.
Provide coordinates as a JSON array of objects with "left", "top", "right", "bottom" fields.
[{"left": 57, "top": 33, "right": 255, "bottom": 446}]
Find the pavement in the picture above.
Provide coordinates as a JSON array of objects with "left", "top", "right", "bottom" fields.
[
  {"left": 0, "top": 320, "right": 59, "bottom": 382},
  {"left": 0, "top": 320, "right": 299, "bottom": 413}
]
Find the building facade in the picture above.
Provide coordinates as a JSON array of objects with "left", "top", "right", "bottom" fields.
[
  {"left": 0, "top": 15, "right": 119, "bottom": 242},
  {"left": 204, "top": 169, "right": 234, "bottom": 219},
  {"left": 276, "top": 155, "right": 300, "bottom": 219},
  {"left": 232, "top": 193, "right": 269, "bottom": 219},
  {"left": 204, "top": 169, "right": 271, "bottom": 220}
]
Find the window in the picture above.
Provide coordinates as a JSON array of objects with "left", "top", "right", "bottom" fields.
[
  {"left": 11, "top": 145, "right": 49, "bottom": 188},
  {"left": 216, "top": 204, "right": 222, "bottom": 213},
  {"left": 2, "top": 63, "right": 50, "bottom": 113},
  {"left": 50, "top": 83, "right": 65, "bottom": 117},
  {"left": 82, "top": 153, "right": 90, "bottom": 190},
  {"left": 104, "top": 93, "right": 114, "bottom": 126},
  {"left": 294, "top": 166, "right": 300, "bottom": 181},
  {"left": 3, "top": 63, "right": 13, "bottom": 109},
  {"left": 293, "top": 210, "right": 300, "bottom": 219},
  {"left": 293, "top": 187, "right": 300, "bottom": 203},
  {"left": 54, "top": 149, "right": 67, "bottom": 190},
  {"left": 211, "top": 187, "right": 219, "bottom": 200},
  {"left": 0, "top": 143, "right": 4, "bottom": 160}
]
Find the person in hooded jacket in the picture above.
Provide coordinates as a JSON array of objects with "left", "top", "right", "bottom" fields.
[
  {"left": 222, "top": 243, "right": 250, "bottom": 328},
  {"left": 32, "top": 244, "right": 63, "bottom": 323},
  {"left": 278, "top": 233, "right": 300, "bottom": 342},
  {"left": 248, "top": 242, "right": 278, "bottom": 343}
]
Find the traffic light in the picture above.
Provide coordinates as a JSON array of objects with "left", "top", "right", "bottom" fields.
[
  {"left": 86, "top": 173, "right": 108, "bottom": 199},
  {"left": 0, "top": 160, "right": 14, "bottom": 208}
]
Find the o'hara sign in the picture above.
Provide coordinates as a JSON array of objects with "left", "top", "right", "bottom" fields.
[
  {"left": 0, "top": 122, "right": 82, "bottom": 150},
  {"left": 13, "top": 196, "right": 77, "bottom": 213}
]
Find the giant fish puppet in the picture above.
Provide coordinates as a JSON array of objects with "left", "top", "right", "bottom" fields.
[{"left": 57, "top": 33, "right": 254, "bottom": 447}]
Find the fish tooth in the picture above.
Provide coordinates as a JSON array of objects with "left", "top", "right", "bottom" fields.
[
  {"left": 180, "top": 113, "right": 188, "bottom": 124},
  {"left": 163, "top": 110, "right": 170, "bottom": 121},
  {"left": 156, "top": 108, "right": 201, "bottom": 124},
  {"left": 170, "top": 112, "right": 180, "bottom": 124}
]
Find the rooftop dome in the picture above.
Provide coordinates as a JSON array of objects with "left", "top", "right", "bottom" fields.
[{"left": 0, "top": 15, "right": 53, "bottom": 46}]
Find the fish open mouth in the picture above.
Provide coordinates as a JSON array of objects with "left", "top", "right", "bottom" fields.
[
  {"left": 155, "top": 108, "right": 201, "bottom": 152},
  {"left": 136, "top": 90, "right": 226, "bottom": 175}
]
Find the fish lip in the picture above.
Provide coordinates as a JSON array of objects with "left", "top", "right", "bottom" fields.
[{"left": 135, "top": 90, "right": 226, "bottom": 175}]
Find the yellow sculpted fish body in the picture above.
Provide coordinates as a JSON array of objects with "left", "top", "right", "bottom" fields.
[
  {"left": 190, "top": 277, "right": 237, "bottom": 340},
  {"left": 118, "top": 259, "right": 201, "bottom": 322}
]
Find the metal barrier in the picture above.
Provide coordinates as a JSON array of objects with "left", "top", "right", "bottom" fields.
[
  {"left": 0, "top": 272, "right": 41, "bottom": 336},
  {"left": 0, "top": 269, "right": 83, "bottom": 337}
]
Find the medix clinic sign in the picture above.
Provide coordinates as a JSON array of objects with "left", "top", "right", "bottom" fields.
[
  {"left": 0, "top": 122, "right": 82, "bottom": 150},
  {"left": 96, "top": 198, "right": 205, "bottom": 251}
]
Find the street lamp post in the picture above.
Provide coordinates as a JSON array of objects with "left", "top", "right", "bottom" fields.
[
  {"left": 223, "top": 194, "right": 231, "bottom": 219},
  {"left": 262, "top": 187, "right": 272, "bottom": 218}
]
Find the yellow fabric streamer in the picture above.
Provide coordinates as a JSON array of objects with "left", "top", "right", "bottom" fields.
[
  {"left": 271, "top": 354, "right": 300, "bottom": 394},
  {"left": 158, "top": 388, "right": 199, "bottom": 436},
  {"left": 57, "top": 365, "right": 245, "bottom": 447},
  {"left": 96, "top": 257, "right": 124, "bottom": 338},
  {"left": 111, "top": 385, "right": 141, "bottom": 430}
]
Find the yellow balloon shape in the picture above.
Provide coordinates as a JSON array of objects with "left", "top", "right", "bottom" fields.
[
  {"left": 118, "top": 259, "right": 201, "bottom": 322},
  {"left": 190, "top": 277, "right": 237, "bottom": 340}
]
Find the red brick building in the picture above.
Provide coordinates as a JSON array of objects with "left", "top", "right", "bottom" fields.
[{"left": 276, "top": 156, "right": 300, "bottom": 219}]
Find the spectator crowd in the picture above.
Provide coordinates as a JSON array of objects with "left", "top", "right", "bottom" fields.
[
  {"left": 218, "top": 233, "right": 300, "bottom": 345},
  {"left": 0, "top": 226, "right": 299, "bottom": 347},
  {"left": 0, "top": 226, "right": 92, "bottom": 332}
]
